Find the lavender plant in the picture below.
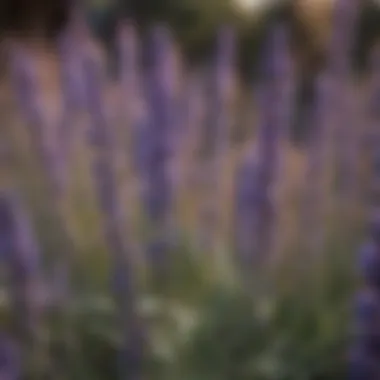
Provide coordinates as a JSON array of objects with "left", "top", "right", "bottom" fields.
[
  {"left": 328, "top": 0, "right": 361, "bottom": 77},
  {"left": 82, "top": 45, "right": 146, "bottom": 380},
  {"left": 117, "top": 20, "right": 140, "bottom": 125},
  {"left": 328, "top": 0, "right": 361, "bottom": 201},
  {"left": 349, "top": 45, "right": 380, "bottom": 380},
  {"left": 176, "top": 71, "right": 205, "bottom": 214},
  {"left": 233, "top": 147, "right": 258, "bottom": 275},
  {"left": 142, "top": 25, "right": 178, "bottom": 287},
  {"left": 300, "top": 0, "right": 361, "bottom": 261},
  {"left": 300, "top": 72, "right": 334, "bottom": 261},
  {"left": 116, "top": 20, "right": 150, "bottom": 234},
  {"left": 9, "top": 42, "right": 79, "bottom": 380},
  {"left": 366, "top": 45, "right": 380, "bottom": 199},
  {"left": 117, "top": 20, "right": 144, "bottom": 176},
  {"left": 56, "top": 6, "right": 88, "bottom": 184},
  {"left": 0, "top": 191, "right": 45, "bottom": 379},
  {"left": 198, "top": 26, "right": 236, "bottom": 256},
  {"left": 243, "top": 24, "right": 291, "bottom": 270},
  {"left": 0, "top": 333, "right": 21, "bottom": 380},
  {"left": 349, "top": 219, "right": 380, "bottom": 379}
]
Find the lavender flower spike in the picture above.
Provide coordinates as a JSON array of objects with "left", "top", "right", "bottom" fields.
[
  {"left": 56, "top": 6, "right": 89, "bottom": 186},
  {"left": 327, "top": 0, "right": 361, "bottom": 201},
  {"left": 118, "top": 20, "right": 140, "bottom": 115},
  {"left": 198, "top": 25, "right": 237, "bottom": 255},
  {"left": 117, "top": 20, "right": 142, "bottom": 151},
  {"left": 9, "top": 45, "right": 65, "bottom": 198},
  {"left": 328, "top": 0, "right": 361, "bottom": 76},
  {"left": 0, "top": 333, "right": 21, "bottom": 380},
  {"left": 350, "top": 231, "right": 380, "bottom": 377},
  {"left": 233, "top": 145, "right": 259, "bottom": 275},
  {"left": 300, "top": 73, "right": 333, "bottom": 260},
  {"left": 116, "top": 20, "right": 147, "bottom": 197},
  {"left": 250, "top": 24, "right": 292, "bottom": 266},
  {"left": 82, "top": 47, "right": 145, "bottom": 380},
  {"left": 0, "top": 191, "right": 46, "bottom": 379},
  {"left": 9, "top": 42, "right": 78, "bottom": 379},
  {"left": 143, "top": 24, "right": 177, "bottom": 285},
  {"left": 349, "top": 40, "right": 380, "bottom": 380}
]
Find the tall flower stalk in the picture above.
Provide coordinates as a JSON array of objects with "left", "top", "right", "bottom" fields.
[
  {"left": 176, "top": 71, "right": 205, "bottom": 233},
  {"left": 118, "top": 20, "right": 140, "bottom": 127},
  {"left": 82, "top": 46, "right": 146, "bottom": 380},
  {"left": 233, "top": 146, "right": 258, "bottom": 275},
  {"left": 0, "top": 333, "right": 21, "bottom": 380},
  {"left": 328, "top": 0, "right": 361, "bottom": 203},
  {"left": 350, "top": 217, "right": 380, "bottom": 379},
  {"left": 349, "top": 44, "right": 380, "bottom": 380},
  {"left": 366, "top": 45, "right": 380, "bottom": 206},
  {"left": 198, "top": 26, "right": 236, "bottom": 256},
  {"left": 9, "top": 42, "right": 78, "bottom": 379},
  {"left": 56, "top": 6, "right": 88, "bottom": 185},
  {"left": 300, "top": 0, "right": 361, "bottom": 259},
  {"left": 250, "top": 24, "right": 291, "bottom": 268},
  {"left": 0, "top": 191, "right": 46, "bottom": 379},
  {"left": 300, "top": 73, "right": 334, "bottom": 261},
  {"left": 116, "top": 20, "right": 149, "bottom": 257},
  {"left": 142, "top": 25, "right": 178, "bottom": 287}
]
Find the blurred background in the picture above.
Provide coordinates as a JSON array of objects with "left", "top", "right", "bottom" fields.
[
  {"left": 0, "top": 0, "right": 380, "bottom": 379},
  {"left": 0, "top": 0, "right": 379, "bottom": 72}
]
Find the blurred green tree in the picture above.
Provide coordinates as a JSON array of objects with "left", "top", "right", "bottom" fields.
[{"left": 0, "top": 0, "right": 378, "bottom": 79}]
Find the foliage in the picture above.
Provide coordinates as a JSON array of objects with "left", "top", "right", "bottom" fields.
[{"left": 0, "top": 226, "right": 359, "bottom": 379}]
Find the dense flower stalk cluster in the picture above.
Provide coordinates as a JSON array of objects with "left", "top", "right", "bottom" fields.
[
  {"left": 4, "top": 3, "right": 374, "bottom": 378},
  {"left": 301, "top": 0, "right": 361, "bottom": 258}
]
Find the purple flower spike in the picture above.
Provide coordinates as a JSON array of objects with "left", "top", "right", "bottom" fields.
[
  {"left": 328, "top": 0, "right": 361, "bottom": 76},
  {"left": 348, "top": 346, "right": 378, "bottom": 380},
  {"left": 9, "top": 44, "right": 66, "bottom": 198},
  {"left": 56, "top": 18, "right": 88, "bottom": 193},
  {"left": 0, "top": 334, "right": 21, "bottom": 380},
  {"left": 358, "top": 243, "right": 380, "bottom": 287},
  {"left": 368, "top": 211, "right": 380, "bottom": 243},
  {"left": 233, "top": 150, "right": 258, "bottom": 270},
  {"left": 141, "top": 24, "right": 179, "bottom": 284},
  {"left": 245, "top": 24, "right": 292, "bottom": 266},
  {"left": 350, "top": 23, "right": 380, "bottom": 379},
  {"left": 369, "top": 45, "right": 380, "bottom": 119},
  {"left": 260, "top": 24, "right": 290, "bottom": 85},
  {"left": 117, "top": 20, "right": 140, "bottom": 112},
  {"left": 198, "top": 25, "right": 237, "bottom": 254},
  {"left": 353, "top": 291, "right": 380, "bottom": 335},
  {"left": 0, "top": 191, "right": 45, "bottom": 378},
  {"left": 9, "top": 41, "right": 82, "bottom": 378},
  {"left": 82, "top": 48, "right": 145, "bottom": 380}
]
